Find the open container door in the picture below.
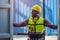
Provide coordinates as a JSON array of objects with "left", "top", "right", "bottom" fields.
[{"left": 0, "top": 0, "right": 13, "bottom": 40}]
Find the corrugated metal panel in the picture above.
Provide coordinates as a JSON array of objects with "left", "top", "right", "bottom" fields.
[
  {"left": 0, "top": 9, "right": 8, "bottom": 33},
  {"left": 45, "top": 0, "right": 58, "bottom": 35}
]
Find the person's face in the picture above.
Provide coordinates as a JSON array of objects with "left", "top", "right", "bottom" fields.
[{"left": 32, "top": 9, "right": 39, "bottom": 18}]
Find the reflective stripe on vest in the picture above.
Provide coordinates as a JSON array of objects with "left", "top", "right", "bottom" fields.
[{"left": 28, "top": 17, "right": 45, "bottom": 33}]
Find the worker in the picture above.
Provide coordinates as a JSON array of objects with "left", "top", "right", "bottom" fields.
[{"left": 13, "top": 4, "right": 57, "bottom": 40}]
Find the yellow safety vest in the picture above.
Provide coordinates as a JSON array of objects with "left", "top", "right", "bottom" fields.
[{"left": 28, "top": 17, "right": 45, "bottom": 33}]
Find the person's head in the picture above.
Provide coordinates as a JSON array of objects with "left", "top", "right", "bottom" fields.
[{"left": 31, "top": 4, "right": 42, "bottom": 18}]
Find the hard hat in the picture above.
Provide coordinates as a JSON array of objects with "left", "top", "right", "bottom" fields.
[{"left": 32, "top": 4, "right": 42, "bottom": 13}]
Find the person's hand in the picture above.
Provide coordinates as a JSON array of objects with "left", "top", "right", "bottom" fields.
[
  {"left": 53, "top": 25, "right": 57, "bottom": 29},
  {"left": 55, "top": 25, "right": 57, "bottom": 29},
  {"left": 13, "top": 23, "right": 16, "bottom": 27}
]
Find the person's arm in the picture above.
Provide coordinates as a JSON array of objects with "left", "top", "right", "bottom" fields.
[
  {"left": 13, "top": 19, "right": 28, "bottom": 27},
  {"left": 44, "top": 19, "right": 57, "bottom": 29}
]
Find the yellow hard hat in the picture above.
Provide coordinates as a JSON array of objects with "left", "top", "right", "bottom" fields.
[{"left": 32, "top": 4, "right": 42, "bottom": 13}]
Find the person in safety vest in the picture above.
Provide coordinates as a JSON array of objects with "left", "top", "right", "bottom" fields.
[{"left": 13, "top": 4, "right": 57, "bottom": 40}]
